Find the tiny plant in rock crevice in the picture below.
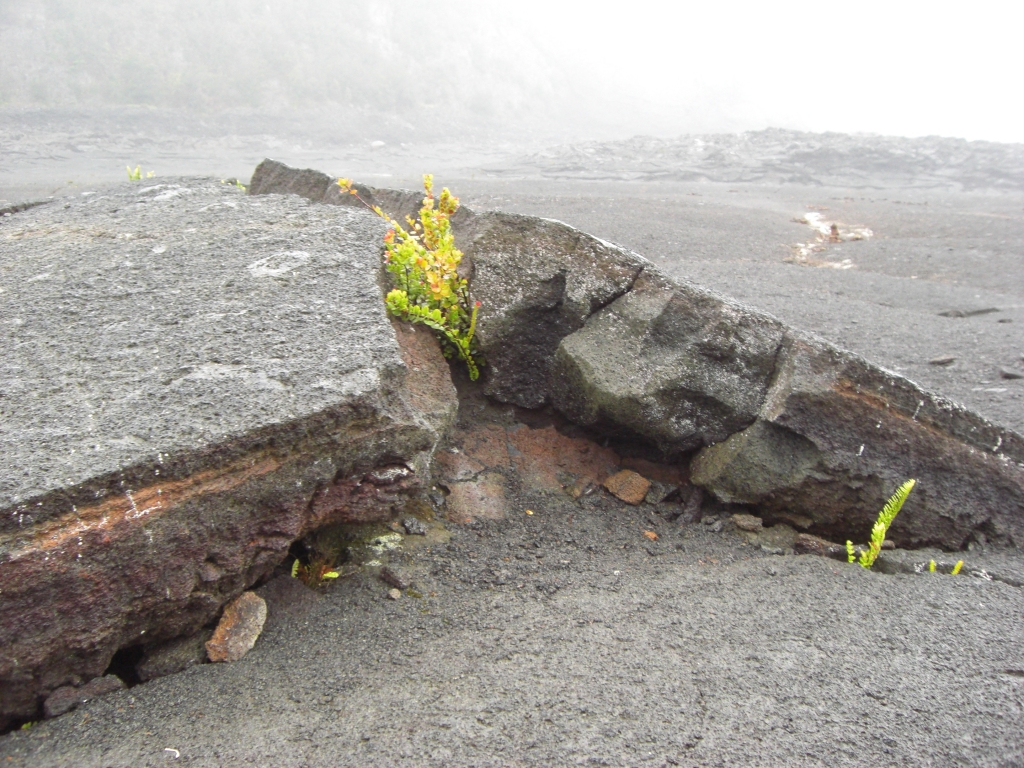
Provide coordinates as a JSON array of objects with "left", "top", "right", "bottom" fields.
[
  {"left": 847, "top": 479, "right": 916, "bottom": 569},
  {"left": 291, "top": 556, "right": 340, "bottom": 589},
  {"left": 337, "top": 174, "right": 481, "bottom": 380},
  {"left": 929, "top": 558, "right": 965, "bottom": 575}
]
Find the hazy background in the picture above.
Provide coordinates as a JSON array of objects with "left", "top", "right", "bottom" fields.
[{"left": 2, "top": 0, "right": 1022, "bottom": 144}]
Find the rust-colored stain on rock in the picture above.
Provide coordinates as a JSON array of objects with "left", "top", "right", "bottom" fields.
[
  {"left": 446, "top": 472, "right": 507, "bottom": 522},
  {"left": 460, "top": 425, "right": 512, "bottom": 469},
  {"left": 603, "top": 470, "right": 652, "bottom": 505},
  {"left": 206, "top": 591, "right": 268, "bottom": 663},
  {"left": 508, "top": 425, "right": 619, "bottom": 492}
]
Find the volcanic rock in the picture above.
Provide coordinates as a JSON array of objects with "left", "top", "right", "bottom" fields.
[
  {"left": 690, "top": 332, "right": 1024, "bottom": 549},
  {"left": 603, "top": 470, "right": 652, "bottom": 505},
  {"left": 206, "top": 591, "right": 267, "bottom": 663},
  {"left": 0, "top": 177, "right": 456, "bottom": 728},
  {"left": 136, "top": 628, "right": 214, "bottom": 682},
  {"left": 551, "top": 270, "right": 786, "bottom": 455},
  {"left": 459, "top": 213, "right": 646, "bottom": 407},
  {"left": 731, "top": 513, "right": 763, "bottom": 532},
  {"left": 43, "top": 675, "right": 126, "bottom": 719}
]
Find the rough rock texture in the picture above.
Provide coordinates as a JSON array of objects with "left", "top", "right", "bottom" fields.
[
  {"left": 253, "top": 159, "right": 647, "bottom": 409},
  {"left": 249, "top": 158, "right": 426, "bottom": 226},
  {"left": 43, "top": 676, "right": 125, "bottom": 719},
  {"left": 0, "top": 178, "right": 456, "bottom": 728},
  {"left": 459, "top": 213, "right": 646, "bottom": 408},
  {"left": 135, "top": 629, "right": 213, "bottom": 683},
  {"left": 690, "top": 333, "right": 1024, "bottom": 549},
  {"left": 603, "top": 470, "right": 651, "bottom": 505},
  {"left": 250, "top": 161, "right": 1024, "bottom": 552},
  {"left": 205, "top": 591, "right": 267, "bottom": 663},
  {"left": 551, "top": 270, "right": 786, "bottom": 455}
]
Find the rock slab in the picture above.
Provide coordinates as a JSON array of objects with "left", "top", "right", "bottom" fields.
[
  {"left": 251, "top": 161, "right": 1024, "bottom": 551},
  {"left": 0, "top": 177, "right": 456, "bottom": 728}
]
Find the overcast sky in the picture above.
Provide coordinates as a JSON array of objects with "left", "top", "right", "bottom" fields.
[
  {"left": 520, "top": 0, "right": 1023, "bottom": 142},
  {"left": 2, "top": 0, "right": 1020, "bottom": 144}
]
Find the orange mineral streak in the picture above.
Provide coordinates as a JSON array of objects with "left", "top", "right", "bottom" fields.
[{"left": 6, "top": 456, "right": 282, "bottom": 561}]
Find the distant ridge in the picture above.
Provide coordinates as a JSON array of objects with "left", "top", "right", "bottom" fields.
[{"left": 488, "top": 128, "right": 1024, "bottom": 191}]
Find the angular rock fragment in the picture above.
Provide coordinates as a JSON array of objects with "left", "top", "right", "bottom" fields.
[
  {"left": 380, "top": 565, "right": 412, "bottom": 591},
  {"left": 206, "top": 592, "right": 267, "bottom": 663},
  {"left": 793, "top": 533, "right": 847, "bottom": 559},
  {"left": 43, "top": 675, "right": 125, "bottom": 719},
  {"left": 402, "top": 517, "right": 428, "bottom": 536},
  {"left": 691, "top": 333, "right": 1024, "bottom": 549},
  {"left": 551, "top": 270, "right": 786, "bottom": 455},
  {"left": 731, "top": 513, "right": 763, "bottom": 532},
  {"left": 644, "top": 481, "right": 678, "bottom": 505},
  {"left": 603, "top": 470, "right": 652, "bottom": 505}
]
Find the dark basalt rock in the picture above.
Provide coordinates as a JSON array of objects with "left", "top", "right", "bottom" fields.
[
  {"left": 460, "top": 212, "right": 645, "bottom": 408},
  {"left": 690, "top": 333, "right": 1024, "bottom": 549},
  {"left": 551, "top": 269, "right": 786, "bottom": 455},
  {"left": 0, "top": 177, "right": 456, "bottom": 729}
]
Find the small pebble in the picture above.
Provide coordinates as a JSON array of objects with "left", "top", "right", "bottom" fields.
[
  {"left": 761, "top": 545, "right": 785, "bottom": 556},
  {"left": 402, "top": 517, "right": 428, "bottom": 536},
  {"left": 380, "top": 565, "right": 411, "bottom": 590},
  {"left": 929, "top": 355, "right": 955, "bottom": 366},
  {"left": 731, "top": 513, "right": 763, "bottom": 532},
  {"left": 387, "top": 588, "right": 402, "bottom": 600},
  {"left": 998, "top": 368, "right": 1023, "bottom": 380}
]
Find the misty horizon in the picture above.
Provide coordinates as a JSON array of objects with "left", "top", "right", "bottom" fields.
[{"left": 2, "top": 0, "right": 1022, "bottom": 146}]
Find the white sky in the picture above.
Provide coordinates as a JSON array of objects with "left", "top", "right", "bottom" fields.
[{"left": 513, "top": 0, "right": 1024, "bottom": 142}]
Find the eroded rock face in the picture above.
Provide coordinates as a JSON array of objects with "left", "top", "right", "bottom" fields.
[
  {"left": 691, "top": 334, "right": 1024, "bottom": 549},
  {"left": 250, "top": 161, "right": 1024, "bottom": 554},
  {"left": 0, "top": 178, "right": 456, "bottom": 728},
  {"left": 551, "top": 270, "right": 786, "bottom": 455},
  {"left": 459, "top": 213, "right": 646, "bottom": 408}
]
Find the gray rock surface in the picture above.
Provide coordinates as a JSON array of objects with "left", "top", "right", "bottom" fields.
[
  {"left": 250, "top": 157, "right": 429, "bottom": 227},
  {"left": 42, "top": 676, "right": 125, "bottom": 720},
  {"left": 459, "top": 212, "right": 645, "bottom": 407},
  {"left": 135, "top": 629, "right": 213, "bottom": 683},
  {"left": 691, "top": 333, "right": 1024, "bottom": 549},
  {"left": 253, "top": 159, "right": 647, "bottom": 409},
  {"left": 0, "top": 178, "right": 456, "bottom": 727},
  {"left": 552, "top": 269, "right": 785, "bottom": 453}
]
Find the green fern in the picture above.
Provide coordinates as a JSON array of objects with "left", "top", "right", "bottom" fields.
[{"left": 847, "top": 479, "right": 916, "bottom": 569}]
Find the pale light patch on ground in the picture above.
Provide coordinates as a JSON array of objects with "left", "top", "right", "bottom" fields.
[{"left": 786, "top": 210, "right": 872, "bottom": 268}]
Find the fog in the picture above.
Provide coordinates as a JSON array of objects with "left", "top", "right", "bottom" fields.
[{"left": 1, "top": 0, "right": 1021, "bottom": 143}]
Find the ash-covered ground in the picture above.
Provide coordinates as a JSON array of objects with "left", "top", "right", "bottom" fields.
[{"left": 2, "top": 112, "right": 1023, "bottom": 766}]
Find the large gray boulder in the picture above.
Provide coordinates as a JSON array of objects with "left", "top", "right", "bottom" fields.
[
  {"left": 550, "top": 270, "right": 786, "bottom": 454},
  {"left": 690, "top": 333, "right": 1024, "bottom": 549},
  {"left": 460, "top": 213, "right": 645, "bottom": 407},
  {"left": 0, "top": 178, "right": 456, "bottom": 728}
]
